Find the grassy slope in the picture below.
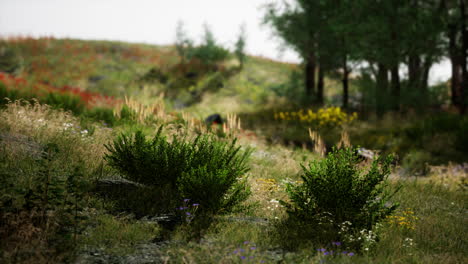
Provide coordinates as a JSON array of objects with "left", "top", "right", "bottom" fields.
[{"left": 0, "top": 37, "right": 467, "bottom": 263}]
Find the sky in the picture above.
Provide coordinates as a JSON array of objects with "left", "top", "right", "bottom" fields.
[{"left": 0, "top": 0, "right": 450, "bottom": 84}]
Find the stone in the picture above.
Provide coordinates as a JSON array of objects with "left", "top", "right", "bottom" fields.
[{"left": 205, "top": 113, "right": 223, "bottom": 125}]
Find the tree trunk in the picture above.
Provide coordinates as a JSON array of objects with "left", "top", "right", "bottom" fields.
[
  {"left": 342, "top": 55, "right": 349, "bottom": 109},
  {"left": 317, "top": 65, "right": 324, "bottom": 105},
  {"left": 376, "top": 63, "right": 389, "bottom": 117},
  {"left": 449, "top": 23, "right": 462, "bottom": 109},
  {"left": 421, "top": 57, "right": 432, "bottom": 95},
  {"left": 460, "top": 0, "right": 467, "bottom": 114},
  {"left": 408, "top": 55, "right": 421, "bottom": 90},
  {"left": 390, "top": 65, "right": 400, "bottom": 111},
  {"left": 389, "top": 0, "right": 400, "bottom": 112},
  {"left": 305, "top": 53, "right": 316, "bottom": 100}
]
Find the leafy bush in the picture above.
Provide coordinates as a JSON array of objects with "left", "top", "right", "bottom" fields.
[
  {"left": 281, "top": 148, "right": 399, "bottom": 250},
  {"left": 82, "top": 107, "right": 116, "bottom": 126},
  {"left": 43, "top": 92, "right": 86, "bottom": 115},
  {"left": 401, "top": 150, "right": 431, "bottom": 175},
  {"left": 0, "top": 81, "right": 23, "bottom": 105},
  {"left": 175, "top": 22, "right": 229, "bottom": 67},
  {"left": 104, "top": 127, "right": 252, "bottom": 216},
  {"left": 0, "top": 44, "right": 23, "bottom": 74}
]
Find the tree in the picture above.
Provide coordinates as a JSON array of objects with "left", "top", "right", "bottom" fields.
[
  {"left": 175, "top": 20, "right": 193, "bottom": 62},
  {"left": 264, "top": 1, "right": 321, "bottom": 102},
  {"left": 264, "top": 0, "right": 454, "bottom": 115},
  {"left": 444, "top": 0, "right": 468, "bottom": 114},
  {"left": 235, "top": 24, "right": 247, "bottom": 70}
]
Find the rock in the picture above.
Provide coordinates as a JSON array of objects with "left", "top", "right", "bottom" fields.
[
  {"left": 0, "top": 132, "right": 45, "bottom": 159},
  {"left": 88, "top": 75, "right": 105, "bottom": 83},
  {"left": 357, "top": 147, "right": 376, "bottom": 160},
  {"left": 93, "top": 178, "right": 147, "bottom": 196},
  {"left": 205, "top": 114, "right": 223, "bottom": 125},
  {"left": 141, "top": 67, "right": 168, "bottom": 84}
]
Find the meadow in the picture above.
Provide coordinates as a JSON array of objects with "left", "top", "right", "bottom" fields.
[{"left": 0, "top": 37, "right": 466, "bottom": 264}]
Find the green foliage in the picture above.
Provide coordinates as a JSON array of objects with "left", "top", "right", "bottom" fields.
[
  {"left": 0, "top": 81, "right": 23, "bottom": 105},
  {"left": 175, "top": 22, "right": 229, "bottom": 67},
  {"left": 104, "top": 127, "right": 252, "bottom": 216},
  {"left": 175, "top": 20, "right": 194, "bottom": 62},
  {"left": 281, "top": 148, "right": 399, "bottom": 249},
  {"left": 177, "top": 155, "right": 251, "bottom": 215},
  {"left": 270, "top": 69, "right": 304, "bottom": 101},
  {"left": 81, "top": 214, "right": 160, "bottom": 255},
  {"left": 118, "top": 104, "right": 137, "bottom": 122},
  {"left": 234, "top": 24, "right": 247, "bottom": 69},
  {"left": 82, "top": 107, "right": 116, "bottom": 126},
  {"left": 104, "top": 128, "right": 186, "bottom": 187},
  {"left": 189, "top": 26, "right": 230, "bottom": 66},
  {"left": 140, "top": 67, "right": 169, "bottom": 84},
  {"left": 43, "top": 92, "right": 86, "bottom": 115},
  {"left": 0, "top": 44, "right": 23, "bottom": 74},
  {"left": 401, "top": 150, "right": 431, "bottom": 176},
  {"left": 0, "top": 142, "right": 90, "bottom": 261}
]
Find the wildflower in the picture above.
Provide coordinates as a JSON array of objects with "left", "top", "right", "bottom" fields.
[
  {"left": 192, "top": 203, "right": 199, "bottom": 206},
  {"left": 348, "top": 252, "right": 355, "bottom": 256}
]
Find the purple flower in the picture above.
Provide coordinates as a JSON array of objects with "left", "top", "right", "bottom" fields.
[
  {"left": 250, "top": 246, "right": 256, "bottom": 250},
  {"left": 332, "top": 241, "right": 341, "bottom": 246},
  {"left": 244, "top": 241, "right": 250, "bottom": 245},
  {"left": 233, "top": 250, "right": 238, "bottom": 254},
  {"left": 348, "top": 252, "right": 355, "bottom": 256},
  {"left": 184, "top": 198, "right": 190, "bottom": 202},
  {"left": 240, "top": 256, "right": 246, "bottom": 260},
  {"left": 324, "top": 251, "right": 330, "bottom": 255},
  {"left": 192, "top": 203, "right": 200, "bottom": 206},
  {"left": 318, "top": 248, "right": 326, "bottom": 252},
  {"left": 186, "top": 212, "right": 191, "bottom": 216},
  {"left": 342, "top": 251, "right": 348, "bottom": 254}
]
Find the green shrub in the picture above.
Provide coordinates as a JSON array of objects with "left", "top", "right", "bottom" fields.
[
  {"left": 119, "top": 104, "right": 137, "bottom": 122},
  {"left": 281, "top": 148, "right": 399, "bottom": 250},
  {"left": 0, "top": 142, "right": 89, "bottom": 262},
  {"left": 175, "top": 22, "right": 229, "bottom": 67},
  {"left": 401, "top": 150, "right": 431, "bottom": 176},
  {"left": 0, "top": 82, "right": 23, "bottom": 105},
  {"left": 140, "top": 67, "right": 169, "bottom": 84},
  {"left": 0, "top": 44, "right": 23, "bottom": 74},
  {"left": 83, "top": 107, "right": 116, "bottom": 126},
  {"left": 104, "top": 127, "right": 252, "bottom": 216},
  {"left": 43, "top": 92, "right": 86, "bottom": 115}
]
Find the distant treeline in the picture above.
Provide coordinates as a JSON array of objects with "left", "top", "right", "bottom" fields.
[{"left": 264, "top": 0, "right": 467, "bottom": 115}]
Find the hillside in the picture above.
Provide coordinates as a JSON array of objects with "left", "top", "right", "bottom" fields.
[{"left": 0, "top": 37, "right": 466, "bottom": 264}]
